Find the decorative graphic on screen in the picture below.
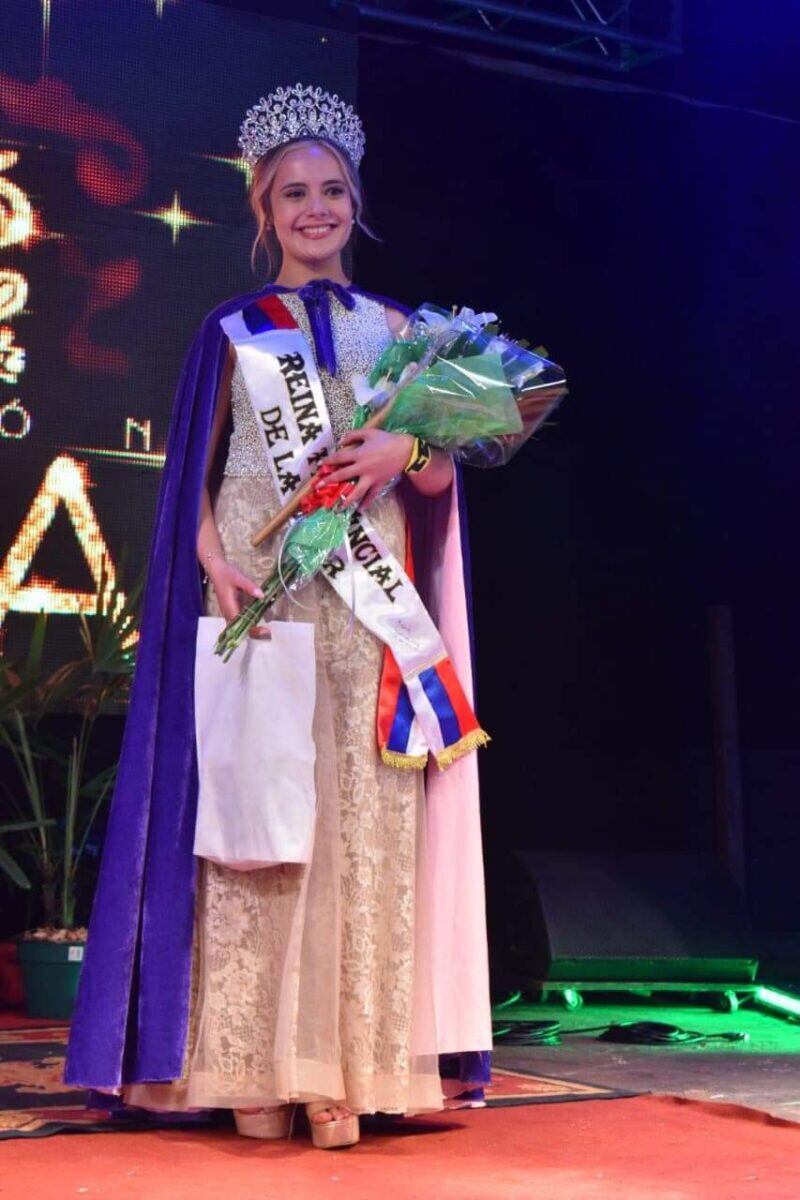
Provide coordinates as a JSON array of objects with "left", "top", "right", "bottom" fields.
[{"left": 0, "top": 0, "right": 356, "bottom": 671}]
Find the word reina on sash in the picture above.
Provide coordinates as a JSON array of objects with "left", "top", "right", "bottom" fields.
[{"left": 258, "top": 349, "right": 328, "bottom": 496}]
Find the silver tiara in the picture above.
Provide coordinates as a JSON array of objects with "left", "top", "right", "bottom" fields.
[{"left": 238, "top": 83, "right": 366, "bottom": 168}]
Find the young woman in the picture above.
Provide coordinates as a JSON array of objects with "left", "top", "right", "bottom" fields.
[{"left": 65, "top": 84, "right": 492, "bottom": 1150}]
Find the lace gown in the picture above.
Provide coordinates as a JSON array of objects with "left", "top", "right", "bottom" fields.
[{"left": 123, "top": 291, "right": 444, "bottom": 1116}]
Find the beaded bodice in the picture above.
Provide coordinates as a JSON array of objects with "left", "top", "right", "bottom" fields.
[{"left": 224, "top": 290, "right": 393, "bottom": 477}]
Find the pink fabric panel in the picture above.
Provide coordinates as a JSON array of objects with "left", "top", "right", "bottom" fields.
[{"left": 409, "top": 477, "right": 493, "bottom": 1055}]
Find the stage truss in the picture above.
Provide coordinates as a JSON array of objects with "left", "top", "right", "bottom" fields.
[{"left": 357, "top": 0, "right": 682, "bottom": 71}]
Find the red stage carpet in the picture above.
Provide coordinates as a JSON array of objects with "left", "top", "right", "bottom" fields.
[
  {"left": 3, "top": 1095, "right": 800, "bottom": 1200},
  {"left": 0, "top": 1019, "right": 627, "bottom": 1138}
]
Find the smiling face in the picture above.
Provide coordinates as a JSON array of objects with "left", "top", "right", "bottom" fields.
[{"left": 268, "top": 142, "right": 355, "bottom": 279}]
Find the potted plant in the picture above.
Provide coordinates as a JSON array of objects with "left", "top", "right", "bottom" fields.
[
  {"left": 0, "top": 816, "right": 55, "bottom": 1008},
  {"left": 0, "top": 563, "right": 142, "bottom": 1018}
]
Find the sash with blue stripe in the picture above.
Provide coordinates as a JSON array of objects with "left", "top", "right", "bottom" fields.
[{"left": 221, "top": 295, "right": 489, "bottom": 771}]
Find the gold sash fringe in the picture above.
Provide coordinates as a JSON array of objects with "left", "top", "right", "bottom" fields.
[
  {"left": 381, "top": 727, "right": 491, "bottom": 772},
  {"left": 434, "top": 728, "right": 492, "bottom": 771},
  {"left": 380, "top": 747, "right": 429, "bottom": 771}
]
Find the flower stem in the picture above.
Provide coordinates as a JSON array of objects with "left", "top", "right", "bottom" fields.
[{"left": 213, "top": 561, "right": 300, "bottom": 661}]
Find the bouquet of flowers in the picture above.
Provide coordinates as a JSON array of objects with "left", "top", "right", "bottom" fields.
[{"left": 214, "top": 303, "right": 566, "bottom": 661}]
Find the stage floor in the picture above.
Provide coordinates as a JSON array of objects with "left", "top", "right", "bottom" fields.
[
  {"left": 2, "top": 1002, "right": 800, "bottom": 1197},
  {"left": 4, "top": 1094, "right": 800, "bottom": 1200},
  {"left": 493, "top": 994, "right": 800, "bottom": 1122}
]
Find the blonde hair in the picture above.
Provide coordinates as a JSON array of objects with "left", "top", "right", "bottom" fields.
[{"left": 248, "top": 137, "right": 381, "bottom": 275}]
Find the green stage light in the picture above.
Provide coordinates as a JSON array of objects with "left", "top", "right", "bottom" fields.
[{"left": 754, "top": 987, "right": 800, "bottom": 1020}]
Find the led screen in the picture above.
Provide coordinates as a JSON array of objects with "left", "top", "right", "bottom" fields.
[{"left": 0, "top": 0, "right": 357, "bottom": 671}]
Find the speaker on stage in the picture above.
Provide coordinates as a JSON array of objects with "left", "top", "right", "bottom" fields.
[{"left": 492, "top": 852, "right": 758, "bottom": 986}]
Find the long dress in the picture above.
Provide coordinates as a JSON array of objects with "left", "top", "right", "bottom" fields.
[{"left": 122, "top": 289, "right": 445, "bottom": 1116}]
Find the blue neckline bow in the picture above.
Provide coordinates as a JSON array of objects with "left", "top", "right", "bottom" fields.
[{"left": 274, "top": 277, "right": 356, "bottom": 377}]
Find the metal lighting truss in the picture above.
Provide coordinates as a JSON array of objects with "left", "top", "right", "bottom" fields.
[{"left": 357, "top": 0, "right": 682, "bottom": 72}]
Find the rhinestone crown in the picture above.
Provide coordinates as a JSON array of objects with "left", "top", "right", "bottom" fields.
[{"left": 238, "top": 83, "right": 366, "bottom": 168}]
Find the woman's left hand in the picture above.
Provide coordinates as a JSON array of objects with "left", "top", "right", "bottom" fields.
[{"left": 324, "top": 428, "right": 414, "bottom": 509}]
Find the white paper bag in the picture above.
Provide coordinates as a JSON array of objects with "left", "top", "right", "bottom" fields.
[{"left": 193, "top": 617, "right": 317, "bottom": 870}]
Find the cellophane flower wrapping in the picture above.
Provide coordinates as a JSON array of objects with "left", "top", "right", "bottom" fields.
[
  {"left": 356, "top": 303, "right": 567, "bottom": 467},
  {"left": 214, "top": 303, "right": 567, "bottom": 659},
  {"left": 280, "top": 507, "right": 350, "bottom": 586}
]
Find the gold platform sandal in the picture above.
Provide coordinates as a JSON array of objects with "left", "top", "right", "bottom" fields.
[
  {"left": 234, "top": 1104, "right": 294, "bottom": 1140},
  {"left": 305, "top": 1101, "right": 360, "bottom": 1149}
]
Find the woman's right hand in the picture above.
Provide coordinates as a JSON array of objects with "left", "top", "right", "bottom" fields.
[{"left": 207, "top": 558, "right": 271, "bottom": 640}]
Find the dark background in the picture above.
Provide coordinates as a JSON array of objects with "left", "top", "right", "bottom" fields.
[
  {"left": 2, "top": 0, "right": 799, "bottom": 940},
  {"left": 352, "top": 2, "right": 800, "bottom": 934}
]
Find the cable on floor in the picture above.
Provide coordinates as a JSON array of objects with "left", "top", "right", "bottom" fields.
[{"left": 491, "top": 1018, "right": 750, "bottom": 1047}]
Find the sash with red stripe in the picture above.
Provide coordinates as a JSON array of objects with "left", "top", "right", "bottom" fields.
[
  {"left": 220, "top": 295, "right": 489, "bottom": 770},
  {"left": 373, "top": 523, "right": 487, "bottom": 769}
]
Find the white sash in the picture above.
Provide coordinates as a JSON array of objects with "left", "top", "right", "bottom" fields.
[
  {"left": 221, "top": 315, "right": 332, "bottom": 492},
  {"left": 321, "top": 514, "right": 452, "bottom": 758},
  {"left": 220, "top": 308, "right": 470, "bottom": 763}
]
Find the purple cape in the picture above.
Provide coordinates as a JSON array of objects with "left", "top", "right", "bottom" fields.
[{"left": 64, "top": 282, "right": 490, "bottom": 1092}]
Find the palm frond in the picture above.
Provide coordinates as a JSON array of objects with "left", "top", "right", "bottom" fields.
[
  {"left": 0, "top": 819, "right": 56, "bottom": 834},
  {"left": 0, "top": 845, "right": 31, "bottom": 889},
  {"left": 79, "top": 552, "right": 143, "bottom": 680},
  {"left": 0, "top": 547, "right": 144, "bottom": 922}
]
